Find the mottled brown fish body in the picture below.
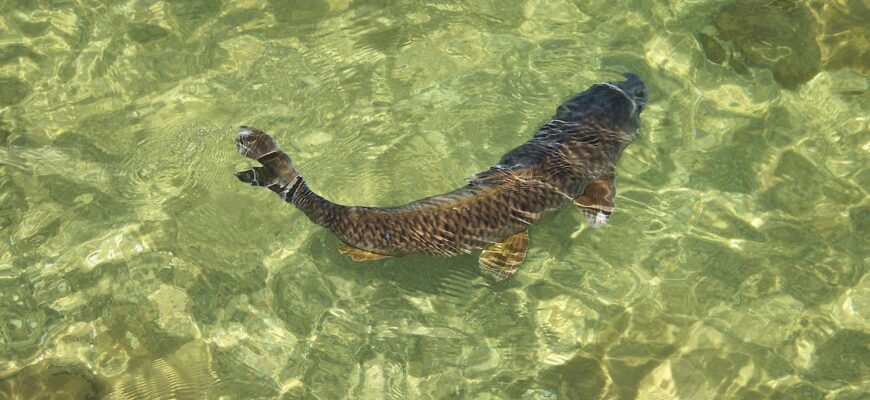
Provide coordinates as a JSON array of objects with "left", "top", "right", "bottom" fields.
[{"left": 236, "top": 73, "right": 647, "bottom": 279}]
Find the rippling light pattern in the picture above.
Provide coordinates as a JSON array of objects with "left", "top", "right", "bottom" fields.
[{"left": 0, "top": 1, "right": 867, "bottom": 398}]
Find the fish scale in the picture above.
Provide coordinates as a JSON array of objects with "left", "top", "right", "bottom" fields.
[{"left": 236, "top": 73, "right": 647, "bottom": 280}]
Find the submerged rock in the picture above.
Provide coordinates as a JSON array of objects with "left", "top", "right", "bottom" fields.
[
  {"left": 697, "top": 32, "right": 726, "bottom": 64},
  {"left": 713, "top": 0, "right": 821, "bottom": 88},
  {"left": 0, "top": 77, "right": 29, "bottom": 106},
  {"left": 810, "top": 0, "right": 870, "bottom": 76},
  {"left": 126, "top": 23, "right": 170, "bottom": 44},
  {"left": 0, "top": 363, "right": 108, "bottom": 400}
]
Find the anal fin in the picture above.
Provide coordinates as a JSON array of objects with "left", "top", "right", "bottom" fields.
[
  {"left": 574, "top": 169, "right": 615, "bottom": 228},
  {"left": 339, "top": 244, "right": 390, "bottom": 261},
  {"left": 479, "top": 230, "right": 529, "bottom": 281}
]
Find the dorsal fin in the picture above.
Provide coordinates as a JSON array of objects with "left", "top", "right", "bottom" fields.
[{"left": 466, "top": 164, "right": 533, "bottom": 186}]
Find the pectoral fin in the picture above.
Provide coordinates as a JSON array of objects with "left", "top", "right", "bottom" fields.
[
  {"left": 479, "top": 230, "right": 529, "bottom": 281},
  {"left": 339, "top": 244, "right": 390, "bottom": 261},
  {"left": 574, "top": 169, "right": 615, "bottom": 228}
]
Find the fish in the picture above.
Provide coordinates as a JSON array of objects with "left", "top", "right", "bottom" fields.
[{"left": 235, "top": 73, "right": 647, "bottom": 280}]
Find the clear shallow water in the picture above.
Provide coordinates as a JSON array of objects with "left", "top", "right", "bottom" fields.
[{"left": 0, "top": 0, "right": 868, "bottom": 398}]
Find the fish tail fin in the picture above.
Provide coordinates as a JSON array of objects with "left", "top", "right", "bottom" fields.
[
  {"left": 235, "top": 126, "right": 302, "bottom": 198},
  {"left": 235, "top": 126, "right": 344, "bottom": 231},
  {"left": 234, "top": 126, "right": 356, "bottom": 254}
]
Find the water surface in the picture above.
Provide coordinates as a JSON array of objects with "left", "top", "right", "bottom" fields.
[{"left": 1, "top": 0, "right": 868, "bottom": 399}]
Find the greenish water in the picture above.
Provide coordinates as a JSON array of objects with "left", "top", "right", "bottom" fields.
[{"left": 1, "top": 0, "right": 868, "bottom": 398}]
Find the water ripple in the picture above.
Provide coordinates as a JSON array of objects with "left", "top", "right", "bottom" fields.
[{"left": 0, "top": 0, "right": 867, "bottom": 398}]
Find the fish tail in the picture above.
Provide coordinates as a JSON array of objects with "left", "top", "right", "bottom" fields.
[
  {"left": 235, "top": 126, "right": 341, "bottom": 227},
  {"left": 235, "top": 126, "right": 301, "bottom": 195}
]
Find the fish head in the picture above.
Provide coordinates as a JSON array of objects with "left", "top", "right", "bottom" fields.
[
  {"left": 555, "top": 72, "right": 647, "bottom": 141},
  {"left": 612, "top": 72, "right": 647, "bottom": 114},
  {"left": 600, "top": 72, "right": 647, "bottom": 140}
]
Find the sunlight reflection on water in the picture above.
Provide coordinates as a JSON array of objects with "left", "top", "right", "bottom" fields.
[{"left": 0, "top": 0, "right": 868, "bottom": 399}]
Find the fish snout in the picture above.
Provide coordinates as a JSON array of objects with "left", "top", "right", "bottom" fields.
[{"left": 614, "top": 72, "right": 647, "bottom": 111}]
